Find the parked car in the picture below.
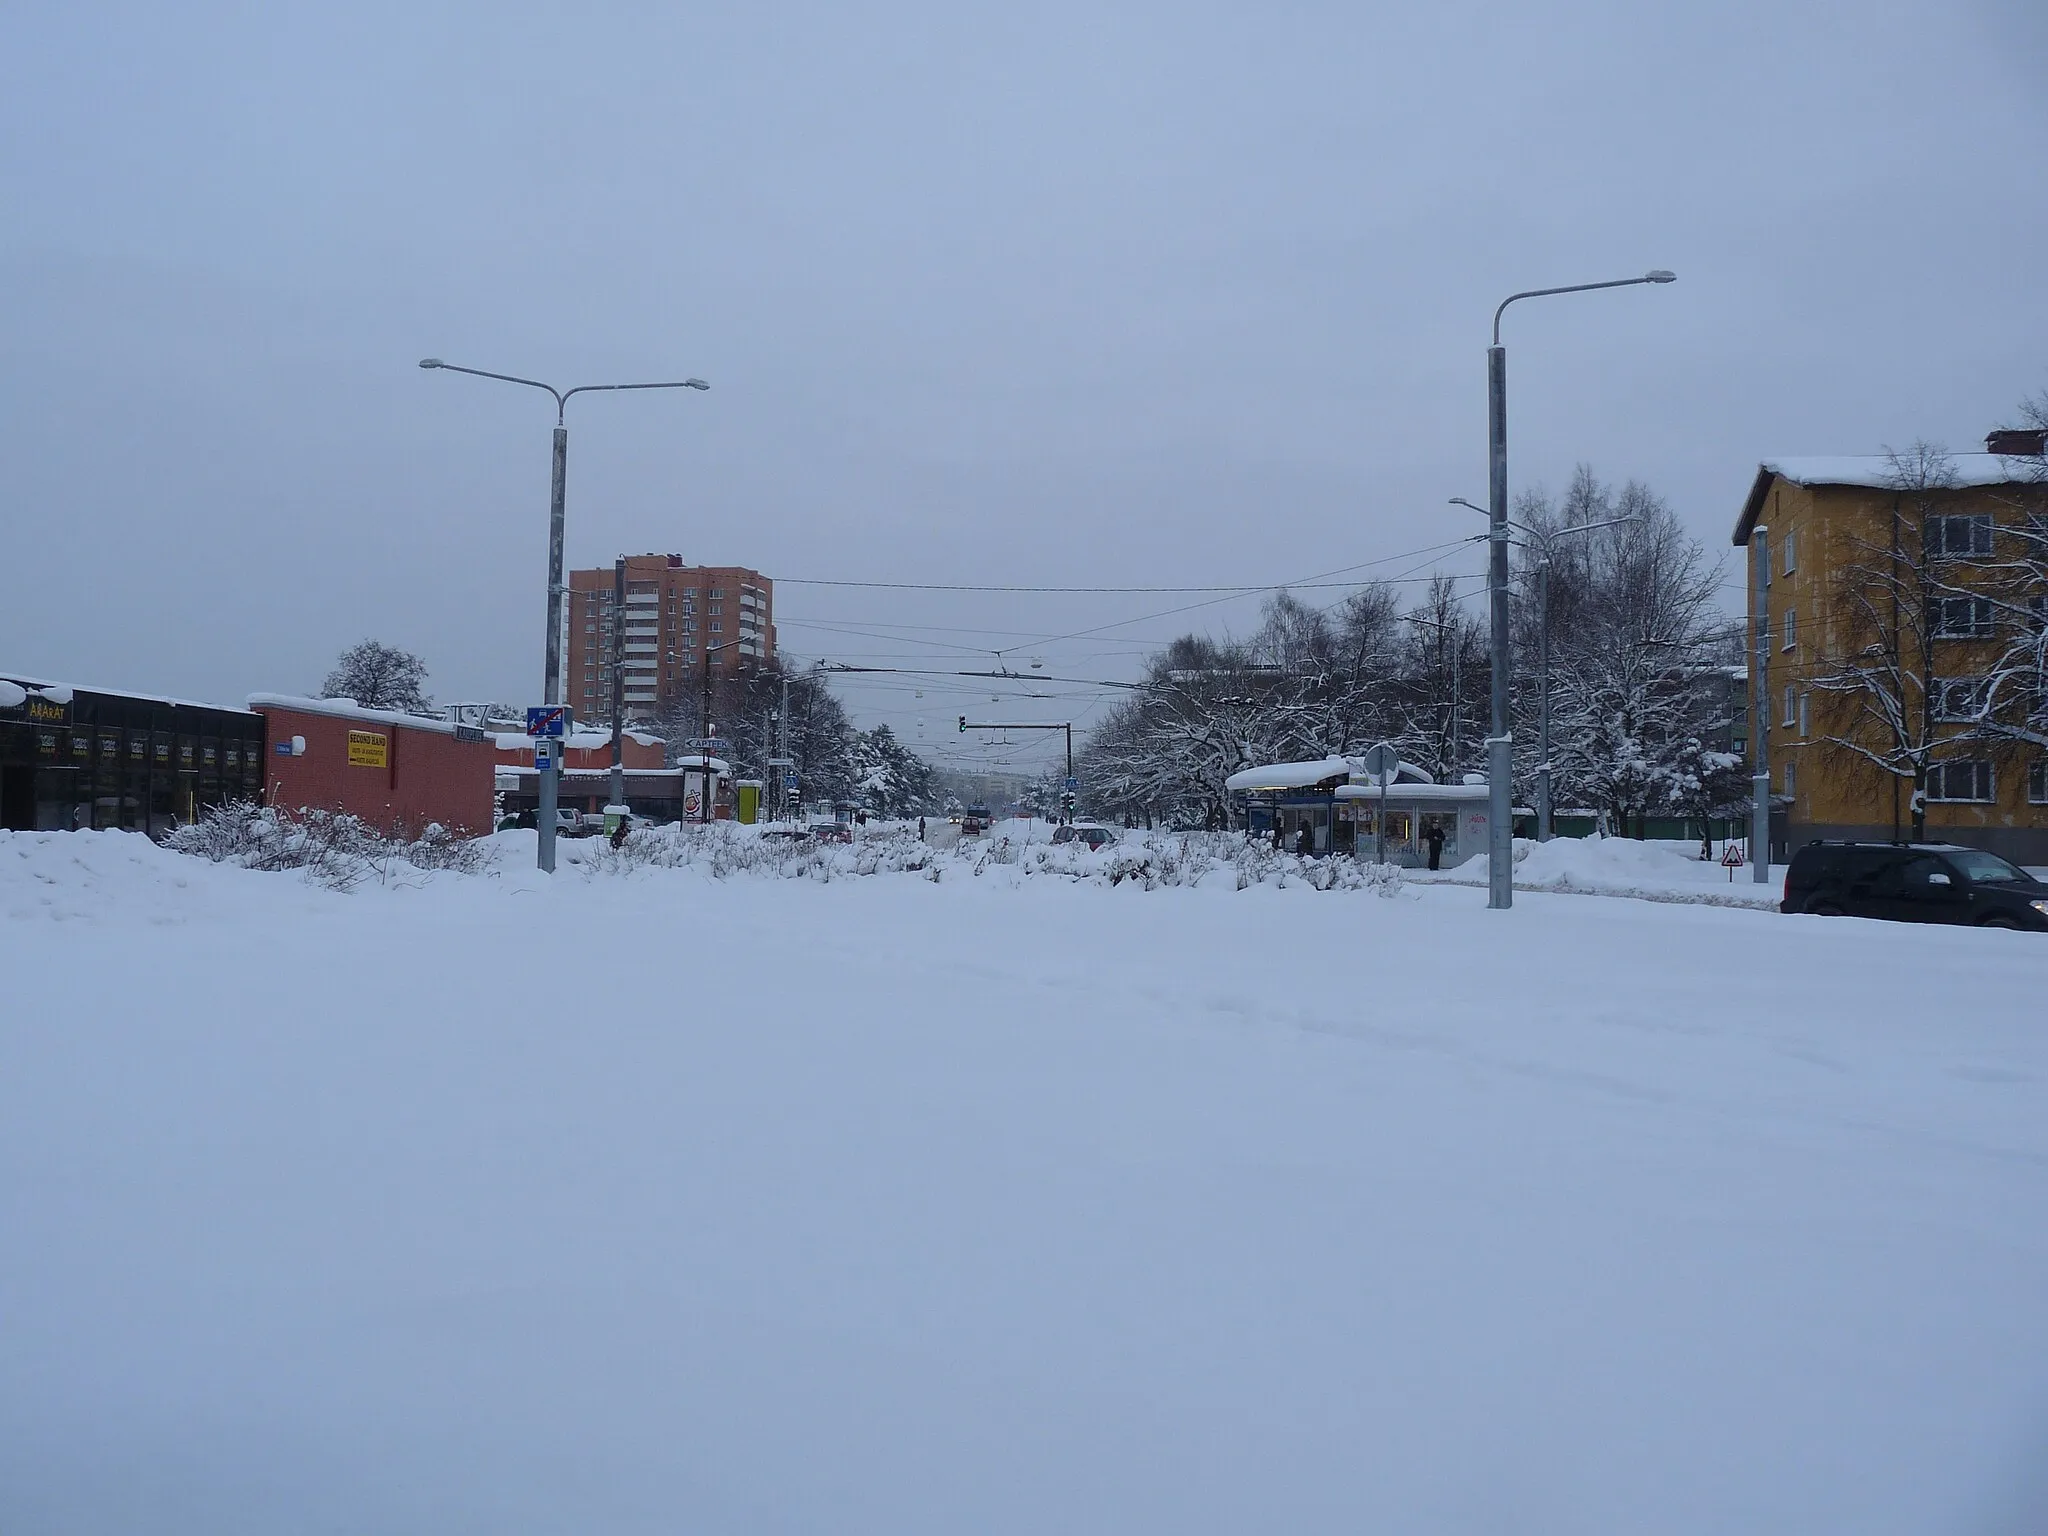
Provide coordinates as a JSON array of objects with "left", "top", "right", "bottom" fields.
[
  {"left": 1051, "top": 823, "right": 1117, "bottom": 851},
  {"left": 496, "top": 808, "right": 589, "bottom": 836},
  {"left": 812, "top": 822, "right": 853, "bottom": 844},
  {"left": 1782, "top": 841, "right": 2048, "bottom": 929}
]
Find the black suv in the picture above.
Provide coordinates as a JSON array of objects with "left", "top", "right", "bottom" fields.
[{"left": 1782, "top": 841, "right": 2048, "bottom": 929}]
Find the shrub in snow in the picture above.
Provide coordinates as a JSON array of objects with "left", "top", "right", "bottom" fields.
[
  {"left": 574, "top": 823, "right": 1403, "bottom": 897},
  {"left": 167, "top": 802, "right": 491, "bottom": 888}
]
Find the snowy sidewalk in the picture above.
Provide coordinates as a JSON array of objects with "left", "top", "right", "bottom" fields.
[{"left": 1410, "top": 834, "right": 1784, "bottom": 910}]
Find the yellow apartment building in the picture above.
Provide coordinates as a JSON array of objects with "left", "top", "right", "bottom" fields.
[{"left": 1732, "top": 429, "right": 2048, "bottom": 863}]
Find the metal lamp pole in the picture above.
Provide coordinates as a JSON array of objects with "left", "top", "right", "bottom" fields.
[
  {"left": 418, "top": 360, "right": 707, "bottom": 872},
  {"left": 698, "top": 638, "right": 735, "bottom": 824},
  {"left": 1480, "top": 270, "right": 1674, "bottom": 907},
  {"left": 609, "top": 556, "right": 627, "bottom": 816}
]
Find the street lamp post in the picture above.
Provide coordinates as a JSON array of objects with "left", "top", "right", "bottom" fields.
[
  {"left": 1480, "top": 270, "right": 1674, "bottom": 906},
  {"left": 609, "top": 556, "right": 627, "bottom": 819},
  {"left": 418, "top": 360, "right": 707, "bottom": 872},
  {"left": 697, "top": 638, "right": 736, "bottom": 824}
]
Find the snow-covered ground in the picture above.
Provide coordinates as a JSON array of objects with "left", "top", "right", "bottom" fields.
[
  {"left": 4, "top": 828, "right": 2046, "bottom": 1533},
  {"left": 1421, "top": 834, "right": 1786, "bottom": 909}
]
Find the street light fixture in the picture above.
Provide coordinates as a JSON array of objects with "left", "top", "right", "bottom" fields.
[
  {"left": 418, "top": 359, "right": 709, "bottom": 872},
  {"left": 693, "top": 638, "right": 739, "bottom": 825},
  {"left": 1480, "top": 269, "right": 1675, "bottom": 908}
]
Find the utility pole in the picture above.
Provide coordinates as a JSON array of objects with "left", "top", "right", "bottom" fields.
[
  {"left": 608, "top": 556, "right": 626, "bottom": 817},
  {"left": 1536, "top": 559, "right": 1552, "bottom": 840},
  {"left": 1751, "top": 525, "right": 1771, "bottom": 883},
  {"left": 700, "top": 652, "right": 714, "bottom": 825}
]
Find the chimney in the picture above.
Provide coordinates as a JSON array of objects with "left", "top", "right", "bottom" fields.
[{"left": 1985, "top": 427, "right": 2047, "bottom": 456}]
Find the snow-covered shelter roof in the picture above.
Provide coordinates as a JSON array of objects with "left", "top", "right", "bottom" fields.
[
  {"left": 1333, "top": 781, "right": 1490, "bottom": 802},
  {"left": 1225, "top": 756, "right": 1435, "bottom": 793},
  {"left": 1734, "top": 454, "right": 2044, "bottom": 546},
  {"left": 1225, "top": 757, "right": 1351, "bottom": 793}
]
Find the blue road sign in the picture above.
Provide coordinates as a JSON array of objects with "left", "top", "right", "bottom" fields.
[
  {"left": 534, "top": 742, "right": 554, "bottom": 769},
  {"left": 1064, "top": 776, "right": 1079, "bottom": 792},
  {"left": 526, "top": 705, "right": 569, "bottom": 738},
  {"left": 783, "top": 771, "right": 799, "bottom": 789}
]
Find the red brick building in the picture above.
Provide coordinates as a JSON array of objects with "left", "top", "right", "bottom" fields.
[
  {"left": 246, "top": 700, "right": 663, "bottom": 843},
  {"left": 252, "top": 696, "right": 500, "bottom": 835},
  {"left": 567, "top": 554, "right": 775, "bottom": 726},
  {"left": 252, "top": 696, "right": 670, "bottom": 836}
]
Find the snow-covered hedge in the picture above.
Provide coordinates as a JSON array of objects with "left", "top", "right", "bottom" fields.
[
  {"left": 167, "top": 802, "right": 489, "bottom": 889},
  {"left": 574, "top": 823, "right": 1403, "bottom": 896}
]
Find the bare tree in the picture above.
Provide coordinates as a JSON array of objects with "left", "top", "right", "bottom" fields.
[
  {"left": 321, "top": 640, "right": 431, "bottom": 713},
  {"left": 1809, "top": 444, "right": 1964, "bottom": 840}
]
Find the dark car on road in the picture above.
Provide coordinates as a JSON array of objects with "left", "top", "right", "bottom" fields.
[{"left": 1782, "top": 841, "right": 2048, "bottom": 930}]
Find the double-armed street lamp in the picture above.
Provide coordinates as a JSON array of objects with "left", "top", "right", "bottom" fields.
[
  {"left": 1479, "top": 270, "right": 1675, "bottom": 907},
  {"left": 418, "top": 359, "right": 708, "bottom": 872}
]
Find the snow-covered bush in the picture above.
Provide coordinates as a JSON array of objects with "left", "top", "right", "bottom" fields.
[
  {"left": 577, "top": 823, "right": 1402, "bottom": 897},
  {"left": 166, "top": 802, "right": 491, "bottom": 888}
]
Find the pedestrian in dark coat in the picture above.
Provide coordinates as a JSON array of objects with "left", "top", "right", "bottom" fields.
[
  {"left": 1425, "top": 821, "right": 1445, "bottom": 871},
  {"left": 1296, "top": 823, "right": 1315, "bottom": 857}
]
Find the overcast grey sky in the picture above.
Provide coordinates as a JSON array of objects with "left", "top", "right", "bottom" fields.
[{"left": 5, "top": 1, "right": 2044, "bottom": 771}]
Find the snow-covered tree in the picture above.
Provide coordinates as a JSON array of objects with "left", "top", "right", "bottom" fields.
[
  {"left": 321, "top": 640, "right": 431, "bottom": 713},
  {"left": 1512, "top": 470, "right": 1730, "bottom": 832},
  {"left": 847, "top": 724, "right": 938, "bottom": 817},
  {"left": 655, "top": 659, "right": 859, "bottom": 811}
]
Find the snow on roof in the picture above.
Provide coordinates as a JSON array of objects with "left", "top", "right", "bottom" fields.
[
  {"left": 1736, "top": 453, "right": 2045, "bottom": 545},
  {"left": 1759, "top": 453, "right": 2038, "bottom": 491},
  {"left": 1225, "top": 756, "right": 1437, "bottom": 793},
  {"left": 6, "top": 673, "right": 255, "bottom": 716},
  {"left": 497, "top": 766, "right": 695, "bottom": 780},
  {"left": 489, "top": 727, "right": 667, "bottom": 751},
  {"left": 249, "top": 694, "right": 464, "bottom": 736},
  {"left": 1225, "top": 757, "right": 1352, "bottom": 793},
  {"left": 1334, "top": 781, "right": 1489, "bottom": 802},
  {"left": 490, "top": 729, "right": 620, "bottom": 752}
]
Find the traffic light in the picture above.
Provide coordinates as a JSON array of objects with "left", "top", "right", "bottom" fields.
[{"left": 958, "top": 715, "right": 967, "bottom": 732}]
